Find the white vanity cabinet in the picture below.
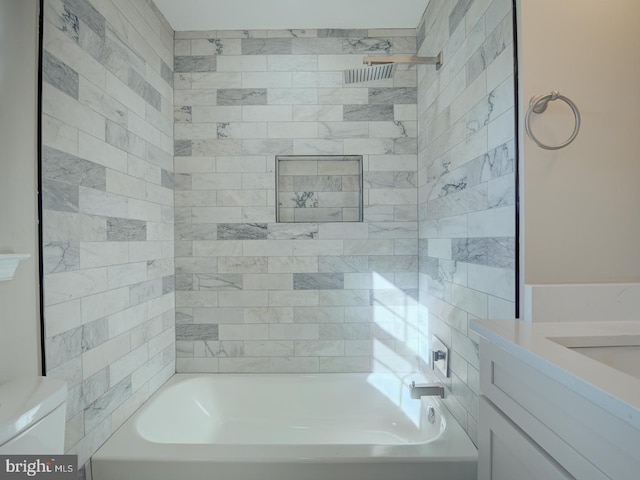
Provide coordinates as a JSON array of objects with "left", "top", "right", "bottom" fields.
[
  {"left": 474, "top": 326, "right": 640, "bottom": 480},
  {"left": 479, "top": 396, "right": 571, "bottom": 480}
]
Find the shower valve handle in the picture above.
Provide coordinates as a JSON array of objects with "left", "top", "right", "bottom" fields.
[{"left": 432, "top": 350, "right": 446, "bottom": 362}]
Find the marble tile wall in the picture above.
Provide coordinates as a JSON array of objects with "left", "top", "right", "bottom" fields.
[
  {"left": 41, "top": 0, "right": 174, "bottom": 474},
  {"left": 416, "top": 0, "right": 516, "bottom": 446},
  {"left": 174, "top": 28, "right": 421, "bottom": 374}
]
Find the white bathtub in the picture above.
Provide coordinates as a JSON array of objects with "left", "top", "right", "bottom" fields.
[{"left": 91, "top": 374, "right": 477, "bottom": 480}]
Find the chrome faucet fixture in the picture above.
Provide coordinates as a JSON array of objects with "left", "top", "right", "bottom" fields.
[{"left": 410, "top": 381, "right": 445, "bottom": 399}]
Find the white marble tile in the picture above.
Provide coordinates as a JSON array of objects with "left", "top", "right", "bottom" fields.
[
  {"left": 176, "top": 291, "right": 219, "bottom": 308},
  {"left": 268, "top": 256, "right": 318, "bottom": 273},
  {"left": 81, "top": 287, "right": 130, "bottom": 325},
  {"left": 269, "top": 290, "right": 319, "bottom": 307},
  {"left": 216, "top": 55, "right": 267, "bottom": 72},
  {"left": 219, "top": 324, "right": 269, "bottom": 340},
  {"left": 177, "top": 358, "right": 219, "bottom": 373},
  {"left": 244, "top": 306, "right": 293, "bottom": 324},
  {"left": 218, "top": 357, "right": 269, "bottom": 373},
  {"left": 244, "top": 340, "right": 294, "bottom": 356},
  {"left": 292, "top": 72, "right": 342, "bottom": 88},
  {"left": 267, "top": 55, "right": 317, "bottom": 72},
  {"left": 468, "top": 264, "right": 514, "bottom": 301},
  {"left": 268, "top": 122, "right": 318, "bottom": 138},
  {"left": 82, "top": 333, "right": 131, "bottom": 379},
  {"left": 242, "top": 105, "right": 292, "bottom": 121},
  {"left": 45, "top": 300, "right": 82, "bottom": 337},
  {"left": 293, "top": 106, "right": 344, "bottom": 123},
  {"left": 44, "top": 268, "right": 108, "bottom": 306},
  {"left": 318, "top": 88, "right": 368, "bottom": 105},
  {"left": 268, "top": 88, "right": 317, "bottom": 105}
]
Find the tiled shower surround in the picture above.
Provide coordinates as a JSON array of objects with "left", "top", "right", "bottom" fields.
[
  {"left": 173, "top": 29, "right": 422, "bottom": 374},
  {"left": 41, "top": 0, "right": 175, "bottom": 470},
  {"left": 37, "top": 0, "right": 517, "bottom": 470},
  {"left": 417, "top": 0, "right": 516, "bottom": 444}
]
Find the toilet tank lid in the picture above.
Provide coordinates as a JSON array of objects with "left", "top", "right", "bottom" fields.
[{"left": 0, "top": 377, "right": 67, "bottom": 446}]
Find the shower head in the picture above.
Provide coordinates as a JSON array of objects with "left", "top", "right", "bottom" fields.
[
  {"left": 343, "top": 52, "right": 444, "bottom": 85},
  {"left": 344, "top": 63, "right": 396, "bottom": 84}
]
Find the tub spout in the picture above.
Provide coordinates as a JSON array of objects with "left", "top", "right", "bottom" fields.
[{"left": 410, "top": 381, "right": 445, "bottom": 399}]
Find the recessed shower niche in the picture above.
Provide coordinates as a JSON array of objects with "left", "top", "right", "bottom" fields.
[{"left": 276, "top": 155, "right": 363, "bottom": 223}]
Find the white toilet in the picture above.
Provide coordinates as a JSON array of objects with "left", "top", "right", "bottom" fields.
[{"left": 0, "top": 377, "right": 67, "bottom": 454}]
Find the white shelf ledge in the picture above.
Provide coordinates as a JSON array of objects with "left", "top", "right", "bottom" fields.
[{"left": 0, "top": 254, "right": 31, "bottom": 281}]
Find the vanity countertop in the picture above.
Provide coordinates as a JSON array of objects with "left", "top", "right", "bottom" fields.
[{"left": 470, "top": 319, "right": 640, "bottom": 431}]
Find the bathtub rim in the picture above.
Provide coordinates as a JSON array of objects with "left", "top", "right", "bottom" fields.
[{"left": 92, "top": 373, "right": 478, "bottom": 464}]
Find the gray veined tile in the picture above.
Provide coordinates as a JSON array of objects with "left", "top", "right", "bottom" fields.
[
  {"left": 160, "top": 60, "right": 173, "bottom": 86},
  {"left": 449, "top": 0, "right": 475, "bottom": 34},
  {"left": 194, "top": 274, "right": 243, "bottom": 291},
  {"left": 42, "top": 178, "right": 79, "bottom": 213},
  {"left": 127, "top": 67, "right": 161, "bottom": 111},
  {"left": 163, "top": 275, "right": 176, "bottom": 294},
  {"left": 217, "top": 89, "right": 268, "bottom": 106},
  {"left": 267, "top": 223, "right": 319, "bottom": 240},
  {"left": 293, "top": 273, "right": 344, "bottom": 290},
  {"left": 289, "top": 191, "right": 318, "bottom": 208},
  {"left": 106, "top": 120, "right": 128, "bottom": 151},
  {"left": 176, "top": 274, "right": 194, "bottom": 291},
  {"left": 364, "top": 172, "right": 417, "bottom": 189},
  {"left": 161, "top": 169, "right": 175, "bottom": 189},
  {"left": 84, "top": 376, "right": 132, "bottom": 432},
  {"left": 416, "top": 15, "right": 427, "bottom": 51},
  {"left": 199, "top": 341, "right": 244, "bottom": 358},
  {"left": 61, "top": 0, "right": 106, "bottom": 39},
  {"left": 452, "top": 237, "right": 516, "bottom": 270},
  {"left": 107, "top": 218, "right": 147, "bottom": 241},
  {"left": 81, "top": 317, "right": 108, "bottom": 352},
  {"left": 343, "top": 105, "right": 394, "bottom": 121},
  {"left": 318, "top": 29, "right": 368, "bottom": 38},
  {"left": 394, "top": 138, "right": 417, "bottom": 154},
  {"left": 174, "top": 56, "right": 217, "bottom": 73},
  {"left": 175, "top": 224, "right": 218, "bottom": 241},
  {"left": 242, "top": 38, "right": 292, "bottom": 55},
  {"left": 43, "top": 50, "right": 79, "bottom": 99},
  {"left": 42, "top": 146, "right": 106, "bottom": 190},
  {"left": 176, "top": 324, "right": 219, "bottom": 341},
  {"left": 217, "top": 223, "right": 268, "bottom": 240},
  {"left": 57, "top": 4, "right": 80, "bottom": 43},
  {"left": 368, "top": 87, "right": 417, "bottom": 105},
  {"left": 342, "top": 38, "right": 392, "bottom": 54},
  {"left": 43, "top": 241, "right": 80, "bottom": 274},
  {"left": 175, "top": 106, "right": 192, "bottom": 123},
  {"left": 174, "top": 140, "right": 193, "bottom": 156},
  {"left": 481, "top": 141, "right": 515, "bottom": 182}
]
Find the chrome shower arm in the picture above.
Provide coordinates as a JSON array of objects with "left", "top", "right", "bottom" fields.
[{"left": 363, "top": 51, "right": 443, "bottom": 70}]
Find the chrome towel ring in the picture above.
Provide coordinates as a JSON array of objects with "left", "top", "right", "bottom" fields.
[{"left": 525, "top": 90, "right": 580, "bottom": 150}]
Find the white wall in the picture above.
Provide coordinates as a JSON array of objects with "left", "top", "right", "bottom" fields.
[
  {"left": 0, "top": 0, "right": 42, "bottom": 381},
  {"left": 518, "top": 0, "right": 640, "bottom": 286}
]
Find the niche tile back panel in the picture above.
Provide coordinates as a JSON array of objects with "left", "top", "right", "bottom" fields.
[{"left": 277, "top": 156, "right": 363, "bottom": 223}]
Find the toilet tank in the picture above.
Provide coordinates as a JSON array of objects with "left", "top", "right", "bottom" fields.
[{"left": 0, "top": 377, "right": 67, "bottom": 454}]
